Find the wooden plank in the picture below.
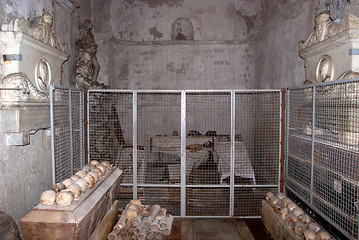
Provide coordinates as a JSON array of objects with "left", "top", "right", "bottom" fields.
[
  {"left": 88, "top": 200, "right": 119, "bottom": 240},
  {"left": 235, "top": 221, "right": 255, "bottom": 240},
  {"left": 20, "top": 210, "right": 76, "bottom": 240}
]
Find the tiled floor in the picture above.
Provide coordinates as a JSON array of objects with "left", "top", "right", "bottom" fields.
[{"left": 169, "top": 218, "right": 273, "bottom": 240}]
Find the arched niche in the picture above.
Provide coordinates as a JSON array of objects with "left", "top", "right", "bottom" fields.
[{"left": 171, "top": 18, "right": 194, "bottom": 40}]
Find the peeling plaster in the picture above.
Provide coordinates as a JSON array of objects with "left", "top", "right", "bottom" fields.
[{"left": 149, "top": 26, "right": 163, "bottom": 39}]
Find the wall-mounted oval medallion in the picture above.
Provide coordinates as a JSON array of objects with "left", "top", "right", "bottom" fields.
[
  {"left": 35, "top": 59, "right": 52, "bottom": 92},
  {"left": 316, "top": 55, "right": 334, "bottom": 82}
]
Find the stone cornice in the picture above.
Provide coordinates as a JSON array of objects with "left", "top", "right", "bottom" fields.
[
  {"left": 299, "top": 28, "right": 359, "bottom": 59},
  {"left": 0, "top": 32, "right": 69, "bottom": 61}
]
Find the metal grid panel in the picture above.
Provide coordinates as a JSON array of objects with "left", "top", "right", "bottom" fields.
[
  {"left": 136, "top": 92, "right": 182, "bottom": 211},
  {"left": 286, "top": 79, "right": 359, "bottom": 240},
  {"left": 70, "top": 90, "right": 84, "bottom": 172},
  {"left": 286, "top": 88, "right": 312, "bottom": 201},
  {"left": 234, "top": 92, "right": 281, "bottom": 216},
  {"left": 185, "top": 92, "right": 231, "bottom": 216},
  {"left": 234, "top": 187, "right": 277, "bottom": 216},
  {"left": 88, "top": 92, "right": 133, "bottom": 169},
  {"left": 141, "top": 186, "right": 181, "bottom": 216},
  {"left": 87, "top": 89, "right": 281, "bottom": 218},
  {"left": 235, "top": 92, "right": 280, "bottom": 184},
  {"left": 50, "top": 87, "right": 84, "bottom": 184},
  {"left": 186, "top": 186, "right": 230, "bottom": 216},
  {"left": 137, "top": 93, "right": 181, "bottom": 185}
]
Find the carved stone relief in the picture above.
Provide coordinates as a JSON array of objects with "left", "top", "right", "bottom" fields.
[
  {"left": 337, "top": 71, "right": 359, "bottom": 80},
  {"left": 35, "top": 59, "right": 51, "bottom": 93},
  {"left": 1, "top": 73, "right": 48, "bottom": 101},
  {"left": 316, "top": 55, "right": 334, "bottom": 82},
  {"left": 75, "top": 19, "right": 104, "bottom": 89}
]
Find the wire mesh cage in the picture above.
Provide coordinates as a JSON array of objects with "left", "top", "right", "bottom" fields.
[
  {"left": 87, "top": 89, "right": 281, "bottom": 217},
  {"left": 286, "top": 79, "right": 359, "bottom": 240},
  {"left": 50, "top": 86, "right": 84, "bottom": 184}
]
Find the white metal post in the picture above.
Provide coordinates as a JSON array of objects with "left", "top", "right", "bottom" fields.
[
  {"left": 133, "top": 92, "right": 138, "bottom": 199},
  {"left": 69, "top": 90, "right": 74, "bottom": 175},
  {"left": 86, "top": 91, "right": 90, "bottom": 162},
  {"left": 310, "top": 86, "right": 316, "bottom": 204},
  {"left": 278, "top": 91, "right": 283, "bottom": 193},
  {"left": 180, "top": 91, "right": 186, "bottom": 217},
  {"left": 50, "top": 85, "right": 56, "bottom": 185},
  {"left": 230, "top": 91, "right": 235, "bottom": 216}
]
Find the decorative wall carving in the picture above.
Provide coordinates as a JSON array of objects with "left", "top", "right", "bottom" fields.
[
  {"left": 1, "top": 73, "right": 48, "bottom": 101},
  {"left": 2, "top": 13, "right": 67, "bottom": 53},
  {"left": 337, "top": 71, "right": 359, "bottom": 80},
  {"left": 300, "top": 11, "right": 359, "bottom": 51},
  {"left": 75, "top": 19, "right": 104, "bottom": 89}
]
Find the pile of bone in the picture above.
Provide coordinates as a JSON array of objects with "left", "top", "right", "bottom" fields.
[
  {"left": 40, "top": 160, "right": 113, "bottom": 207},
  {"left": 265, "top": 192, "right": 334, "bottom": 240},
  {"left": 108, "top": 199, "right": 173, "bottom": 240}
]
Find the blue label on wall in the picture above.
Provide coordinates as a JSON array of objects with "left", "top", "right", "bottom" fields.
[
  {"left": 3, "top": 54, "right": 22, "bottom": 61},
  {"left": 349, "top": 49, "right": 359, "bottom": 55}
]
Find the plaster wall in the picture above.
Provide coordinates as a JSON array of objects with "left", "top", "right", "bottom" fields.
[
  {"left": 0, "top": 130, "right": 52, "bottom": 225},
  {"left": 253, "top": 0, "right": 315, "bottom": 89},
  {"left": 110, "top": 42, "right": 255, "bottom": 89},
  {"left": 88, "top": 0, "right": 263, "bottom": 88}
]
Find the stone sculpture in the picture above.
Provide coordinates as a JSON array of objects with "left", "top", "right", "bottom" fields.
[{"left": 75, "top": 19, "right": 101, "bottom": 89}]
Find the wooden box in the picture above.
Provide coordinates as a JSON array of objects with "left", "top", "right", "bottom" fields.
[
  {"left": 20, "top": 168, "right": 122, "bottom": 240},
  {"left": 261, "top": 200, "right": 297, "bottom": 240}
]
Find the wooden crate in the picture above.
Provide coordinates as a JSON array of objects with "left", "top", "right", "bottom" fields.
[
  {"left": 261, "top": 200, "right": 297, "bottom": 240},
  {"left": 20, "top": 168, "right": 122, "bottom": 240}
]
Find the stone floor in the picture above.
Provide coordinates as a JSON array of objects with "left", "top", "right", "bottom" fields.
[{"left": 169, "top": 218, "right": 273, "bottom": 240}]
